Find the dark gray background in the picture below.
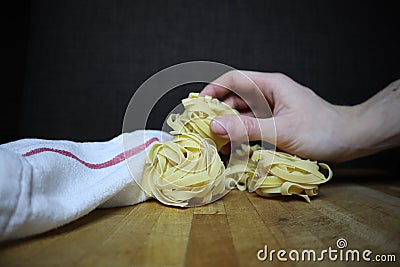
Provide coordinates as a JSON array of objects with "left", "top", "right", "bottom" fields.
[{"left": 2, "top": 0, "right": 399, "bottom": 174}]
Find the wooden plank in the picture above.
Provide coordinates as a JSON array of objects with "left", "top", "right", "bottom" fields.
[
  {"left": 1, "top": 180, "right": 399, "bottom": 267},
  {"left": 77, "top": 200, "right": 164, "bottom": 267},
  {"left": 185, "top": 214, "right": 239, "bottom": 267},
  {"left": 277, "top": 198, "right": 351, "bottom": 267},
  {"left": 95, "top": 206, "right": 139, "bottom": 216},
  {"left": 0, "top": 208, "right": 127, "bottom": 267},
  {"left": 223, "top": 189, "right": 255, "bottom": 211},
  {"left": 223, "top": 191, "right": 282, "bottom": 267},
  {"left": 245, "top": 192, "right": 350, "bottom": 267},
  {"left": 0, "top": 232, "right": 61, "bottom": 266},
  {"left": 343, "top": 183, "right": 400, "bottom": 208},
  {"left": 364, "top": 182, "right": 400, "bottom": 198},
  {"left": 248, "top": 191, "right": 384, "bottom": 267},
  {"left": 194, "top": 198, "right": 226, "bottom": 215},
  {"left": 317, "top": 183, "right": 400, "bottom": 251},
  {"left": 311, "top": 196, "right": 398, "bottom": 252},
  {"left": 279, "top": 198, "right": 338, "bottom": 240},
  {"left": 323, "top": 183, "right": 400, "bottom": 218},
  {"left": 143, "top": 206, "right": 193, "bottom": 267},
  {"left": 248, "top": 193, "right": 324, "bottom": 250}
]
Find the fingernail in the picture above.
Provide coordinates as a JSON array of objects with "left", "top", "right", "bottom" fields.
[
  {"left": 211, "top": 119, "right": 228, "bottom": 135},
  {"left": 200, "top": 85, "right": 212, "bottom": 96}
]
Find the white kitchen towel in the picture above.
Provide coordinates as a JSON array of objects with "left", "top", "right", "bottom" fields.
[{"left": 0, "top": 130, "right": 172, "bottom": 242}]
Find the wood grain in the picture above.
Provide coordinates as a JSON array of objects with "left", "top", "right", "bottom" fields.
[
  {"left": 0, "top": 180, "right": 399, "bottom": 267},
  {"left": 185, "top": 214, "right": 238, "bottom": 267}
]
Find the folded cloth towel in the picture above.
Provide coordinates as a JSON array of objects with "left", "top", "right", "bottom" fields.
[{"left": 0, "top": 130, "right": 172, "bottom": 242}]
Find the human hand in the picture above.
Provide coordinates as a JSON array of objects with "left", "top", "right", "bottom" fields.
[{"left": 200, "top": 71, "right": 358, "bottom": 162}]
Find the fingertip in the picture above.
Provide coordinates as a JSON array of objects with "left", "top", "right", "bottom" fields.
[
  {"left": 200, "top": 84, "right": 214, "bottom": 97},
  {"left": 210, "top": 119, "right": 228, "bottom": 136},
  {"left": 223, "top": 97, "right": 234, "bottom": 108},
  {"left": 201, "top": 83, "right": 231, "bottom": 99},
  {"left": 220, "top": 143, "right": 231, "bottom": 155}
]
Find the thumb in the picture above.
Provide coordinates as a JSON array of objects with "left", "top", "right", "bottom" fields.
[{"left": 210, "top": 114, "right": 275, "bottom": 143}]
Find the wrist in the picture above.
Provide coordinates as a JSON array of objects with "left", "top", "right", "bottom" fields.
[
  {"left": 341, "top": 104, "right": 375, "bottom": 160},
  {"left": 341, "top": 101, "right": 398, "bottom": 160},
  {"left": 333, "top": 104, "right": 367, "bottom": 161}
]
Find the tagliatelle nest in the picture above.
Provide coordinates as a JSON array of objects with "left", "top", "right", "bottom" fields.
[
  {"left": 143, "top": 92, "right": 333, "bottom": 207},
  {"left": 143, "top": 132, "right": 227, "bottom": 207},
  {"left": 226, "top": 144, "right": 332, "bottom": 203}
]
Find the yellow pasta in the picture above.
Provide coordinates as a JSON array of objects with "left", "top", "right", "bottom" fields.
[
  {"left": 167, "top": 93, "right": 239, "bottom": 150},
  {"left": 226, "top": 144, "right": 332, "bottom": 203},
  {"left": 143, "top": 92, "right": 333, "bottom": 206},
  {"left": 143, "top": 132, "right": 227, "bottom": 207}
]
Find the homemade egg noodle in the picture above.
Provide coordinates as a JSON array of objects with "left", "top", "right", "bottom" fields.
[
  {"left": 167, "top": 93, "right": 239, "bottom": 150},
  {"left": 226, "top": 144, "right": 332, "bottom": 203},
  {"left": 143, "top": 93, "right": 332, "bottom": 207}
]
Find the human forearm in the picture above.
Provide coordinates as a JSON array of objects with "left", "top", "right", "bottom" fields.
[{"left": 343, "top": 79, "right": 400, "bottom": 159}]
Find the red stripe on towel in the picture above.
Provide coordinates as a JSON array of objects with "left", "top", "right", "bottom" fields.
[{"left": 22, "top": 137, "right": 159, "bottom": 169}]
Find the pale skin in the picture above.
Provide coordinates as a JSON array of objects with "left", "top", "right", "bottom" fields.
[{"left": 200, "top": 71, "right": 400, "bottom": 162}]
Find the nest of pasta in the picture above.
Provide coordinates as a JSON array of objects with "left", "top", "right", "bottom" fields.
[
  {"left": 143, "top": 132, "right": 226, "bottom": 207},
  {"left": 226, "top": 144, "right": 332, "bottom": 203}
]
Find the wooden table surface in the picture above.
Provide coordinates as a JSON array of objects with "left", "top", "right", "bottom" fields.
[{"left": 1, "top": 178, "right": 399, "bottom": 267}]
